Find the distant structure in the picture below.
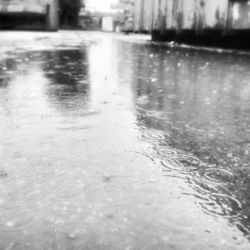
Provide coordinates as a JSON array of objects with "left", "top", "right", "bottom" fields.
[
  {"left": 83, "top": 0, "right": 117, "bottom": 32},
  {"left": 78, "top": 9, "right": 99, "bottom": 30},
  {"left": 102, "top": 15, "right": 114, "bottom": 31},
  {"left": 133, "top": 0, "right": 250, "bottom": 49},
  {"left": 112, "top": 0, "right": 134, "bottom": 32},
  {"left": 78, "top": 0, "right": 101, "bottom": 30},
  {"left": 80, "top": 0, "right": 134, "bottom": 32},
  {"left": 0, "top": 0, "right": 59, "bottom": 30},
  {"left": 59, "top": 0, "right": 83, "bottom": 28}
]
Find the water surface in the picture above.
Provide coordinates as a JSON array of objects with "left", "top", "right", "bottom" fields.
[{"left": 0, "top": 31, "right": 250, "bottom": 249}]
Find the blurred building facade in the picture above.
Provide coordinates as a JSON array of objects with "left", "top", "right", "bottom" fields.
[
  {"left": 0, "top": 0, "right": 59, "bottom": 30},
  {"left": 133, "top": 0, "right": 250, "bottom": 48},
  {"left": 78, "top": 9, "right": 101, "bottom": 30},
  {"left": 112, "top": 0, "right": 134, "bottom": 32}
]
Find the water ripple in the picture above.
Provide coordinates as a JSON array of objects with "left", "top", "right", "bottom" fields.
[
  {"left": 191, "top": 168, "right": 235, "bottom": 185},
  {"left": 138, "top": 129, "right": 166, "bottom": 143},
  {"left": 161, "top": 154, "right": 201, "bottom": 174},
  {"left": 197, "top": 193, "right": 242, "bottom": 218},
  {"left": 156, "top": 147, "right": 181, "bottom": 158}
]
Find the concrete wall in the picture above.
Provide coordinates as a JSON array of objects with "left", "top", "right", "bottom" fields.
[
  {"left": 182, "top": 0, "right": 196, "bottom": 30},
  {"left": 134, "top": 0, "right": 153, "bottom": 32},
  {"left": 46, "top": 0, "right": 58, "bottom": 30},
  {"left": 134, "top": 0, "right": 143, "bottom": 31},
  {"left": 134, "top": 0, "right": 250, "bottom": 33},
  {"left": 200, "top": 0, "right": 228, "bottom": 29},
  {"left": 142, "top": 0, "right": 153, "bottom": 31},
  {"left": 0, "top": 0, "right": 58, "bottom": 30},
  {"left": 229, "top": 0, "right": 250, "bottom": 29}
]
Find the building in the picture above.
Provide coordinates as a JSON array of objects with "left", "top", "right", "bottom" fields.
[
  {"left": 133, "top": 0, "right": 250, "bottom": 49},
  {"left": 112, "top": 0, "right": 134, "bottom": 32},
  {"left": 133, "top": 0, "right": 152, "bottom": 33},
  {"left": 78, "top": 1, "right": 102, "bottom": 30},
  {"left": 119, "top": 0, "right": 134, "bottom": 32},
  {"left": 0, "top": 0, "right": 59, "bottom": 30},
  {"left": 101, "top": 15, "right": 114, "bottom": 31}
]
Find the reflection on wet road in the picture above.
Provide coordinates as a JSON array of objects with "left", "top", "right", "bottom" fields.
[{"left": 0, "top": 31, "right": 250, "bottom": 249}]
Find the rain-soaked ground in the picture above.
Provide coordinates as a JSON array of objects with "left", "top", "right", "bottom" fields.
[{"left": 0, "top": 31, "right": 250, "bottom": 250}]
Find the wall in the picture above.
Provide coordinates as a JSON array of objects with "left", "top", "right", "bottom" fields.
[
  {"left": 134, "top": 0, "right": 143, "bottom": 31},
  {"left": 200, "top": 0, "right": 228, "bottom": 29},
  {"left": 0, "top": 0, "right": 58, "bottom": 30},
  {"left": 142, "top": 0, "right": 153, "bottom": 31},
  {"left": 134, "top": 0, "right": 250, "bottom": 33},
  {"left": 229, "top": 0, "right": 250, "bottom": 29}
]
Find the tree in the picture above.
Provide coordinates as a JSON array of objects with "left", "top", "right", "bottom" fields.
[{"left": 59, "top": 0, "right": 84, "bottom": 27}]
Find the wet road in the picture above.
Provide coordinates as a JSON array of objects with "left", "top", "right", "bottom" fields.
[{"left": 0, "top": 31, "right": 250, "bottom": 250}]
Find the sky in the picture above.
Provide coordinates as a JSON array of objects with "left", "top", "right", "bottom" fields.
[{"left": 86, "top": 0, "right": 119, "bottom": 12}]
